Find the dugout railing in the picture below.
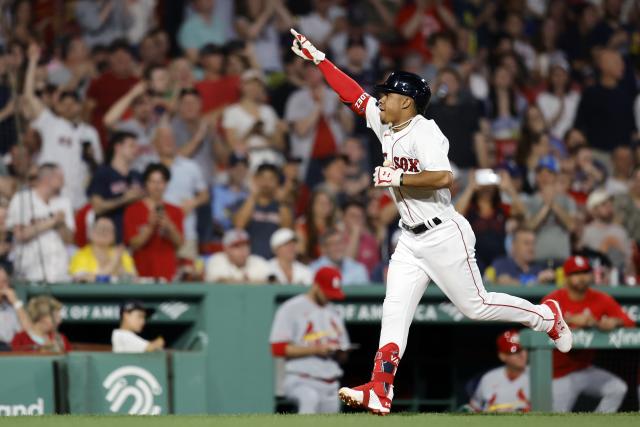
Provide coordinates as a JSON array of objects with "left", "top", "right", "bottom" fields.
[{"left": 520, "top": 328, "right": 640, "bottom": 412}]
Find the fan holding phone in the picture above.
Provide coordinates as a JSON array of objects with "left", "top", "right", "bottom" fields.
[
  {"left": 455, "top": 169, "right": 526, "bottom": 271},
  {"left": 123, "top": 163, "right": 184, "bottom": 281}
]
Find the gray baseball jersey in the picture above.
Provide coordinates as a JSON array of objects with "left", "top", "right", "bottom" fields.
[
  {"left": 270, "top": 294, "right": 350, "bottom": 380},
  {"left": 470, "top": 366, "right": 530, "bottom": 412}
]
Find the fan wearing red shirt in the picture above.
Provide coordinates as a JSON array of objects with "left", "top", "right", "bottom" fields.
[
  {"left": 542, "top": 256, "right": 633, "bottom": 413},
  {"left": 195, "top": 44, "right": 241, "bottom": 113},
  {"left": 124, "top": 163, "right": 184, "bottom": 281},
  {"left": 11, "top": 296, "right": 72, "bottom": 353},
  {"left": 86, "top": 40, "right": 140, "bottom": 148},
  {"left": 395, "top": 0, "right": 458, "bottom": 60}
]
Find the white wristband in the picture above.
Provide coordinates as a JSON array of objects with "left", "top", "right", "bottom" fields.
[{"left": 13, "top": 300, "right": 23, "bottom": 310}]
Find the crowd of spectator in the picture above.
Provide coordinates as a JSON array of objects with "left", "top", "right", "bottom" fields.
[{"left": 0, "top": 0, "right": 639, "bottom": 288}]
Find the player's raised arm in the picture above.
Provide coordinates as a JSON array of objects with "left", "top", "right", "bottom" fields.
[{"left": 290, "top": 29, "right": 371, "bottom": 117}]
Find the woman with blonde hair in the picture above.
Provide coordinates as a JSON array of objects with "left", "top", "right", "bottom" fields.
[{"left": 11, "top": 295, "right": 71, "bottom": 353}]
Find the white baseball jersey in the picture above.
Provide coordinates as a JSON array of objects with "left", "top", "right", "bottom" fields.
[
  {"left": 111, "top": 328, "right": 149, "bottom": 353},
  {"left": 354, "top": 92, "right": 555, "bottom": 362},
  {"left": 7, "top": 190, "right": 74, "bottom": 282},
  {"left": 269, "top": 294, "right": 350, "bottom": 380},
  {"left": 364, "top": 97, "right": 455, "bottom": 225},
  {"left": 31, "top": 109, "right": 103, "bottom": 210},
  {"left": 268, "top": 258, "right": 313, "bottom": 285},
  {"left": 470, "top": 366, "right": 531, "bottom": 412}
]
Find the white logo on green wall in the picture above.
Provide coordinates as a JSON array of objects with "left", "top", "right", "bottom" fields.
[
  {"left": 0, "top": 398, "right": 44, "bottom": 416},
  {"left": 158, "top": 302, "right": 189, "bottom": 320},
  {"left": 103, "top": 366, "right": 163, "bottom": 415}
]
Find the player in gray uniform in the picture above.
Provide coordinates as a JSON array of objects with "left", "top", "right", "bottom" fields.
[
  {"left": 470, "top": 330, "right": 531, "bottom": 413},
  {"left": 269, "top": 266, "right": 350, "bottom": 413}
]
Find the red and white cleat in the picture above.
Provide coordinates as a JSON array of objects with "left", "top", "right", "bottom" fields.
[
  {"left": 544, "top": 299, "right": 573, "bottom": 353},
  {"left": 339, "top": 381, "right": 393, "bottom": 415}
]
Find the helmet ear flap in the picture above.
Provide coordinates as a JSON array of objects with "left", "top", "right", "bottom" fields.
[{"left": 417, "top": 98, "right": 429, "bottom": 115}]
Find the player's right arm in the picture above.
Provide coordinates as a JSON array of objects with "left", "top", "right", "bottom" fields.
[
  {"left": 468, "top": 374, "right": 487, "bottom": 412},
  {"left": 289, "top": 29, "right": 385, "bottom": 141},
  {"left": 274, "top": 343, "right": 337, "bottom": 358},
  {"left": 269, "top": 303, "right": 338, "bottom": 358}
]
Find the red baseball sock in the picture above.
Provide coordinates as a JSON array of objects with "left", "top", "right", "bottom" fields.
[{"left": 370, "top": 342, "right": 400, "bottom": 396}]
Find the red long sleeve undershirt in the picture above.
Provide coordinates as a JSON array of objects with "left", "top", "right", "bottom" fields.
[
  {"left": 317, "top": 59, "right": 370, "bottom": 116},
  {"left": 271, "top": 342, "right": 287, "bottom": 357}
]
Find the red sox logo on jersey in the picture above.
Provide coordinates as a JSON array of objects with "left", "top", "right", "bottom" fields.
[
  {"left": 393, "top": 157, "right": 420, "bottom": 172},
  {"left": 383, "top": 152, "right": 420, "bottom": 172}
]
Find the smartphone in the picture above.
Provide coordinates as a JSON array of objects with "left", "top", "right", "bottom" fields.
[{"left": 475, "top": 169, "right": 501, "bottom": 186}]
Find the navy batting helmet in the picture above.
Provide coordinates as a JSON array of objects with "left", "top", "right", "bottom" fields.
[{"left": 375, "top": 71, "right": 431, "bottom": 115}]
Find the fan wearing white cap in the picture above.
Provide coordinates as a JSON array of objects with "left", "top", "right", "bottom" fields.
[
  {"left": 268, "top": 228, "right": 313, "bottom": 285},
  {"left": 205, "top": 229, "right": 270, "bottom": 284},
  {"left": 582, "top": 189, "right": 632, "bottom": 275}
]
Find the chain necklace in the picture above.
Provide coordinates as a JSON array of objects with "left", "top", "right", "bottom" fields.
[{"left": 390, "top": 117, "right": 412, "bottom": 132}]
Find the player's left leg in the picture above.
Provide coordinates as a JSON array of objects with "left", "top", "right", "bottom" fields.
[
  {"left": 378, "top": 241, "right": 432, "bottom": 358},
  {"left": 581, "top": 366, "right": 627, "bottom": 413},
  {"left": 422, "top": 214, "right": 571, "bottom": 352},
  {"left": 339, "top": 234, "right": 430, "bottom": 415}
]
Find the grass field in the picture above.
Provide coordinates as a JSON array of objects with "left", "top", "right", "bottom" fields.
[{"left": 6, "top": 413, "right": 640, "bottom": 427}]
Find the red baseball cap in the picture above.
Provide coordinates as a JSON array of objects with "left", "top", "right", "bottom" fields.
[
  {"left": 563, "top": 255, "right": 591, "bottom": 276},
  {"left": 314, "top": 267, "right": 345, "bottom": 301},
  {"left": 496, "top": 329, "right": 522, "bottom": 354}
]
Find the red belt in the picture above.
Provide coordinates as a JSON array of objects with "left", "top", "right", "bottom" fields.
[{"left": 296, "top": 373, "right": 339, "bottom": 384}]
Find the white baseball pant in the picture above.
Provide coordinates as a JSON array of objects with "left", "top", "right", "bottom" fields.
[
  {"left": 379, "top": 213, "right": 555, "bottom": 357},
  {"left": 283, "top": 374, "right": 340, "bottom": 414},
  {"left": 552, "top": 366, "right": 627, "bottom": 412}
]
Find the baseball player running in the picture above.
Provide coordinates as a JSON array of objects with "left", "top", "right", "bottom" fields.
[{"left": 289, "top": 28, "right": 572, "bottom": 415}]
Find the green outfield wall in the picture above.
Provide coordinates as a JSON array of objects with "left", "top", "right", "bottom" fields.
[{"left": 4, "top": 284, "right": 639, "bottom": 414}]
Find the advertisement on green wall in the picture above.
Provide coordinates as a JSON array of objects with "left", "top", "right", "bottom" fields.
[
  {"left": 68, "top": 353, "right": 169, "bottom": 415},
  {"left": 0, "top": 357, "right": 56, "bottom": 416}
]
